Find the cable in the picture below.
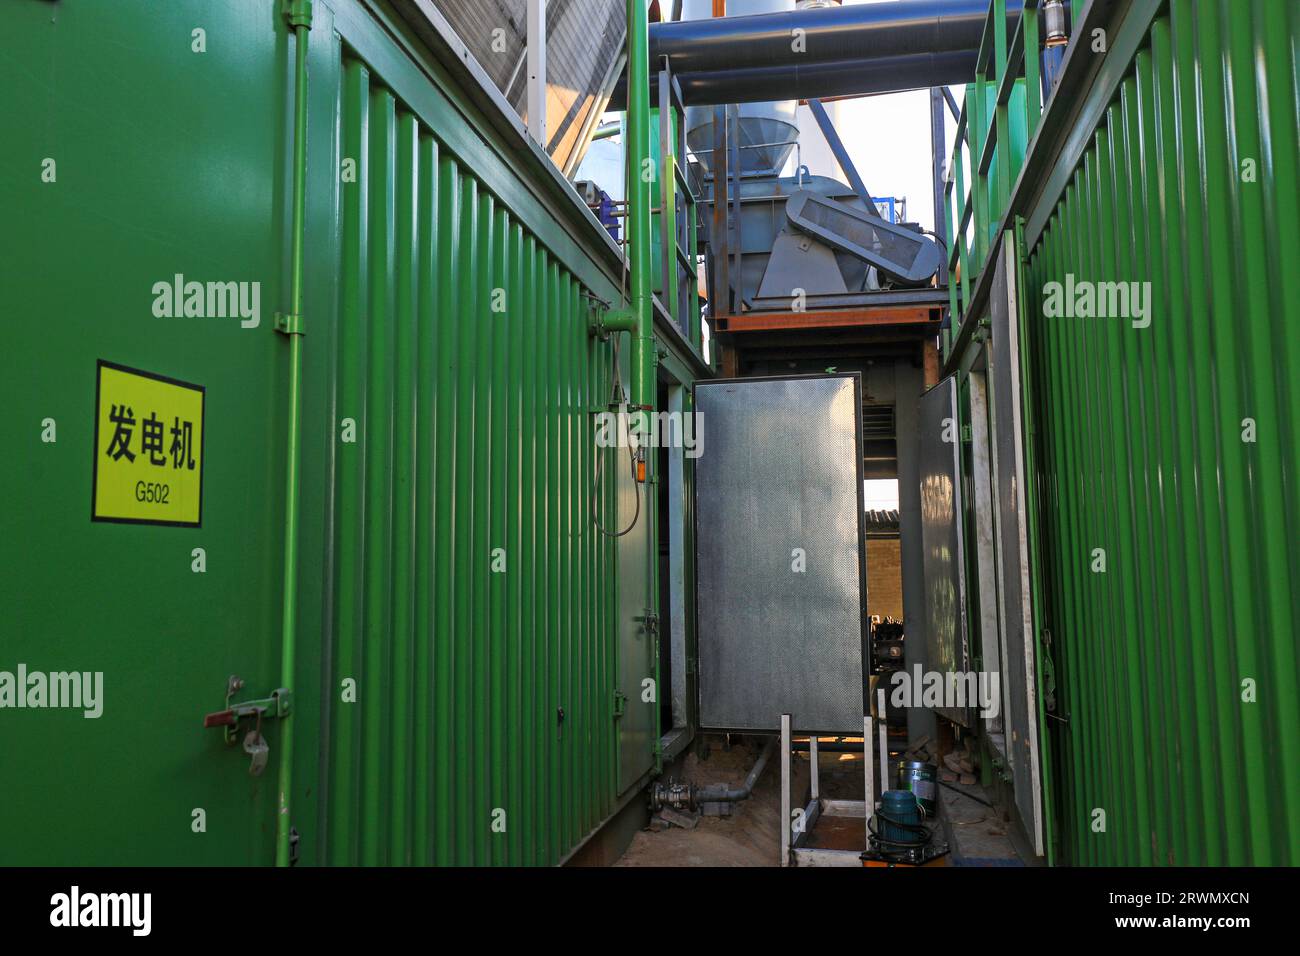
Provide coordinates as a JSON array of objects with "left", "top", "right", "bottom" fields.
[
  {"left": 867, "top": 810, "right": 933, "bottom": 850},
  {"left": 938, "top": 778, "right": 995, "bottom": 808},
  {"left": 592, "top": 333, "right": 643, "bottom": 538}
]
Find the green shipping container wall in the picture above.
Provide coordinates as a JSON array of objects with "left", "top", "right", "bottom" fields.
[
  {"left": 948, "top": 0, "right": 1299, "bottom": 865},
  {"left": 1, "top": 0, "right": 668, "bottom": 865}
]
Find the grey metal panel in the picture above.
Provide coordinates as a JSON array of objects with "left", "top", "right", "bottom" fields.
[
  {"left": 987, "top": 238, "right": 1044, "bottom": 855},
  {"left": 967, "top": 368, "right": 1005, "bottom": 734},
  {"left": 695, "top": 374, "right": 866, "bottom": 733},
  {"left": 918, "top": 376, "right": 971, "bottom": 726}
]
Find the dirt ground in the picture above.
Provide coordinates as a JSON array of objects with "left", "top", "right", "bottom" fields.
[{"left": 615, "top": 738, "right": 869, "bottom": 867}]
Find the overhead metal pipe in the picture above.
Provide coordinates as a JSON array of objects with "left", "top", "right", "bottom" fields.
[
  {"left": 610, "top": 0, "right": 1030, "bottom": 107},
  {"left": 611, "top": 50, "right": 978, "bottom": 108},
  {"left": 651, "top": 0, "right": 1019, "bottom": 73}
]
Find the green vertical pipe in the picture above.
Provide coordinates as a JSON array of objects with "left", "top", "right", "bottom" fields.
[
  {"left": 275, "top": 0, "right": 311, "bottom": 868},
  {"left": 626, "top": 0, "right": 654, "bottom": 413}
]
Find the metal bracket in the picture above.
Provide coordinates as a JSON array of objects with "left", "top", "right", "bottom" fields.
[
  {"left": 275, "top": 312, "right": 304, "bottom": 337},
  {"left": 638, "top": 610, "right": 660, "bottom": 640},
  {"left": 590, "top": 307, "right": 636, "bottom": 338},
  {"left": 612, "top": 690, "right": 627, "bottom": 719},
  {"left": 281, "top": 0, "right": 313, "bottom": 29}
]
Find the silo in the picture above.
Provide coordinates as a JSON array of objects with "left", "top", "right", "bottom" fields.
[{"left": 681, "top": 0, "right": 800, "bottom": 178}]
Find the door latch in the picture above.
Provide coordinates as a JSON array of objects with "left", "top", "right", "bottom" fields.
[{"left": 203, "top": 675, "right": 292, "bottom": 776}]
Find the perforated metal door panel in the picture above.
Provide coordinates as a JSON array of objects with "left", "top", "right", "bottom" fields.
[{"left": 694, "top": 374, "right": 867, "bottom": 734}]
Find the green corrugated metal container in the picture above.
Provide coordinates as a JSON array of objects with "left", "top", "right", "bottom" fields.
[
  {"left": 1024, "top": 0, "right": 1299, "bottom": 866},
  {"left": 952, "top": 0, "right": 1299, "bottom": 865},
  {"left": 1, "top": 0, "right": 667, "bottom": 865}
]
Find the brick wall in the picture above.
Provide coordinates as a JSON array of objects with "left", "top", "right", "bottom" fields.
[{"left": 866, "top": 537, "right": 904, "bottom": 621}]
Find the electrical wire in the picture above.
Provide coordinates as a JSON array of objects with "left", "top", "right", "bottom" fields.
[
  {"left": 592, "top": 332, "right": 642, "bottom": 538},
  {"left": 867, "top": 810, "right": 934, "bottom": 850},
  {"left": 938, "top": 778, "right": 995, "bottom": 808}
]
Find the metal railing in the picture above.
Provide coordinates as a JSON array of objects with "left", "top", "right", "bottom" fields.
[{"left": 944, "top": 0, "right": 1044, "bottom": 357}]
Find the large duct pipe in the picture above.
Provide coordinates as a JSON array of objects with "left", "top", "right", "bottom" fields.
[
  {"left": 655, "top": 0, "right": 1014, "bottom": 72},
  {"left": 625, "top": 50, "right": 978, "bottom": 106},
  {"left": 610, "top": 50, "right": 977, "bottom": 107},
  {"left": 610, "top": 0, "right": 1024, "bottom": 107}
]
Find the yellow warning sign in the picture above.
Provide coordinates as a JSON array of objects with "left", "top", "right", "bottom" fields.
[{"left": 92, "top": 361, "right": 205, "bottom": 527}]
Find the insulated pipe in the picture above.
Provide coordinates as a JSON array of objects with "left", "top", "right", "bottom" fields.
[
  {"left": 685, "top": 50, "right": 978, "bottom": 102},
  {"left": 610, "top": 50, "right": 978, "bottom": 107},
  {"left": 610, "top": 0, "right": 1029, "bottom": 107},
  {"left": 652, "top": 0, "right": 1020, "bottom": 72}
]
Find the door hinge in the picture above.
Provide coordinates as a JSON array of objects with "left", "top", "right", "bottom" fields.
[{"left": 612, "top": 690, "right": 627, "bottom": 719}]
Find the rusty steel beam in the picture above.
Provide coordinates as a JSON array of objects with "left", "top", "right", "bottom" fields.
[{"left": 714, "top": 307, "right": 940, "bottom": 333}]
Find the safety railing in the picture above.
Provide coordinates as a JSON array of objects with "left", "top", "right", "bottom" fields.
[
  {"left": 944, "top": 0, "right": 1047, "bottom": 357},
  {"left": 654, "top": 61, "right": 702, "bottom": 352}
]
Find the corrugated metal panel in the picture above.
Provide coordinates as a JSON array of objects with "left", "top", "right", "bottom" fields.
[
  {"left": 1023, "top": 0, "right": 1300, "bottom": 865},
  {"left": 316, "top": 54, "right": 625, "bottom": 866},
  {"left": 0, "top": 0, "right": 656, "bottom": 868}
]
